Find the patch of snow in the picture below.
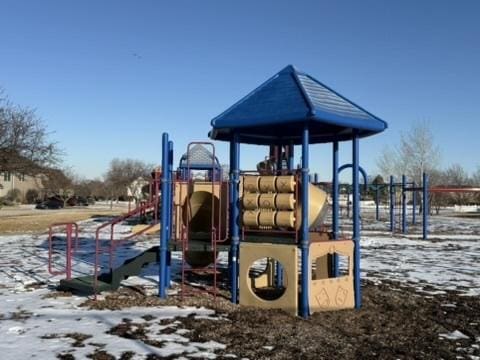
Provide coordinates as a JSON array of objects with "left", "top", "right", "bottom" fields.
[{"left": 439, "top": 330, "right": 470, "bottom": 340}]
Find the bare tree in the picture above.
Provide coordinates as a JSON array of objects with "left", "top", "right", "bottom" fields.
[
  {"left": 104, "top": 158, "right": 154, "bottom": 201},
  {"left": 41, "top": 167, "right": 74, "bottom": 207},
  {"left": 377, "top": 121, "right": 441, "bottom": 214},
  {"left": 0, "top": 89, "right": 61, "bottom": 174},
  {"left": 377, "top": 121, "right": 441, "bottom": 184}
]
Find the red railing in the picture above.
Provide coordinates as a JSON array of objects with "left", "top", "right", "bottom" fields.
[
  {"left": 93, "top": 176, "right": 161, "bottom": 298},
  {"left": 48, "top": 222, "right": 79, "bottom": 280},
  {"left": 47, "top": 173, "right": 162, "bottom": 298}
]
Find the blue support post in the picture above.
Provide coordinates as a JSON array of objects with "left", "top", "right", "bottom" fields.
[
  {"left": 159, "top": 133, "right": 169, "bottom": 298},
  {"left": 230, "top": 134, "right": 240, "bottom": 303},
  {"left": 332, "top": 141, "right": 339, "bottom": 277},
  {"left": 287, "top": 143, "right": 294, "bottom": 170},
  {"left": 165, "top": 140, "right": 174, "bottom": 288},
  {"left": 412, "top": 181, "right": 417, "bottom": 225},
  {"left": 347, "top": 187, "right": 350, "bottom": 218},
  {"left": 402, "top": 174, "right": 407, "bottom": 234},
  {"left": 352, "top": 132, "right": 361, "bottom": 308},
  {"left": 300, "top": 125, "right": 310, "bottom": 318},
  {"left": 375, "top": 185, "right": 380, "bottom": 221},
  {"left": 389, "top": 176, "right": 395, "bottom": 232},
  {"left": 276, "top": 146, "right": 284, "bottom": 288},
  {"left": 423, "top": 173, "right": 429, "bottom": 240}
]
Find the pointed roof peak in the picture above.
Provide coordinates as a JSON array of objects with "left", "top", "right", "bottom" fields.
[
  {"left": 279, "top": 64, "right": 297, "bottom": 74},
  {"left": 210, "top": 65, "right": 387, "bottom": 145}
]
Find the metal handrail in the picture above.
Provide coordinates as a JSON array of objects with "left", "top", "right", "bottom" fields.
[
  {"left": 48, "top": 222, "right": 79, "bottom": 280},
  {"left": 93, "top": 179, "right": 161, "bottom": 298}
]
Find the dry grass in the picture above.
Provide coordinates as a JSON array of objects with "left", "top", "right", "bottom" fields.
[{"left": 0, "top": 208, "right": 123, "bottom": 234}]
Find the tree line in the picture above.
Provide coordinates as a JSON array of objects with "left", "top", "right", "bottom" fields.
[{"left": 0, "top": 89, "right": 155, "bottom": 205}]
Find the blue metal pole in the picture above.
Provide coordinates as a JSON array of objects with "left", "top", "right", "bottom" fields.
[
  {"left": 347, "top": 187, "right": 350, "bottom": 218},
  {"left": 412, "top": 181, "right": 417, "bottom": 225},
  {"left": 230, "top": 133, "right": 240, "bottom": 303},
  {"left": 300, "top": 125, "right": 310, "bottom": 318},
  {"left": 288, "top": 143, "right": 294, "bottom": 170},
  {"left": 389, "top": 176, "right": 395, "bottom": 232},
  {"left": 276, "top": 146, "right": 283, "bottom": 172},
  {"left": 375, "top": 185, "right": 380, "bottom": 221},
  {"left": 159, "top": 133, "right": 169, "bottom": 298},
  {"left": 332, "top": 141, "right": 339, "bottom": 277},
  {"left": 402, "top": 174, "right": 407, "bottom": 234},
  {"left": 352, "top": 132, "right": 361, "bottom": 308},
  {"left": 165, "top": 140, "right": 174, "bottom": 288},
  {"left": 276, "top": 146, "right": 284, "bottom": 288},
  {"left": 423, "top": 173, "right": 429, "bottom": 240}
]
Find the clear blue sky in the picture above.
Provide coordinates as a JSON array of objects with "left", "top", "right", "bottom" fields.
[{"left": 1, "top": 0, "right": 479, "bottom": 180}]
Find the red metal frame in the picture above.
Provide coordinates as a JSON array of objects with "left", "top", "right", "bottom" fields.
[
  {"left": 93, "top": 175, "right": 161, "bottom": 298},
  {"left": 48, "top": 222, "right": 79, "bottom": 280},
  {"left": 430, "top": 187, "right": 480, "bottom": 193}
]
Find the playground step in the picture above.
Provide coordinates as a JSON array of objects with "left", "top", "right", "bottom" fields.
[
  {"left": 169, "top": 240, "right": 230, "bottom": 252},
  {"left": 58, "top": 246, "right": 160, "bottom": 294},
  {"left": 58, "top": 274, "right": 115, "bottom": 294}
]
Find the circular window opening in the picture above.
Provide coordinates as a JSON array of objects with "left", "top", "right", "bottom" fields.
[{"left": 248, "top": 257, "right": 287, "bottom": 301}]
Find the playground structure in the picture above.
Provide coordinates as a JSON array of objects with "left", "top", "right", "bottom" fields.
[
  {"left": 366, "top": 174, "right": 480, "bottom": 240},
  {"left": 49, "top": 65, "right": 389, "bottom": 318}
]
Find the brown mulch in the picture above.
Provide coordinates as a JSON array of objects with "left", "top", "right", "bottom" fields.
[{"left": 79, "top": 280, "right": 480, "bottom": 360}]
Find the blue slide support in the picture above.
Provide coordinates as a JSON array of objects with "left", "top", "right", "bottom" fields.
[
  {"left": 276, "top": 146, "right": 284, "bottom": 288},
  {"left": 332, "top": 141, "right": 339, "bottom": 277},
  {"left": 300, "top": 125, "right": 310, "bottom": 318},
  {"left": 402, "top": 174, "right": 407, "bottom": 234},
  {"left": 423, "top": 173, "right": 429, "bottom": 240},
  {"left": 288, "top": 143, "right": 294, "bottom": 170},
  {"left": 165, "top": 140, "right": 174, "bottom": 288},
  {"left": 352, "top": 132, "right": 361, "bottom": 308},
  {"left": 159, "top": 133, "right": 169, "bottom": 298},
  {"left": 389, "top": 176, "right": 395, "bottom": 232},
  {"left": 412, "top": 181, "right": 417, "bottom": 225},
  {"left": 230, "top": 133, "right": 240, "bottom": 303}
]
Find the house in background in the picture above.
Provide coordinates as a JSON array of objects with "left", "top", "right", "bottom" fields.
[{"left": 0, "top": 171, "right": 46, "bottom": 202}]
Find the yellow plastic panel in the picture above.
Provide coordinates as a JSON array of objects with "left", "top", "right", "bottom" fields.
[
  {"left": 275, "top": 211, "right": 295, "bottom": 228},
  {"left": 243, "top": 210, "right": 260, "bottom": 227},
  {"left": 259, "top": 176, "right": 277, "bottom": 193},
  {"left": 275, "top": 193, "right": 295, "bottom": 210},
  {"left": 239, "top": 243, "right": 298, "bottom": 315},
  {"left": 276, "top": 176, "right": 295, "bottom": 193},
  {"left": 309, "top": 241, "right": 355, "bottom": 312},
  {"left": 258, "top": 193, "right": 276, "bottom": 209},
  {"left": 243, "top": 193, "right": 259, "bottom": 210},
  {"left": 258, "top": 210, "right": 276, "bottom": 227},
  {"left": 243, "top": 176, "right": 260, "bottom": 193}
]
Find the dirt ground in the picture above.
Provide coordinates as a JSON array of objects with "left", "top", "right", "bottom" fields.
[
  {"left": 0, "top": 206, "right": 124, "bottom": 234},
  {"left": 81, "top": 280, "right": 480, "bottom": 360}
]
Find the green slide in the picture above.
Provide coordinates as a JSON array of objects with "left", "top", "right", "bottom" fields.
[{"left": 58, "top": 246, "right": 159, "bottom": 294}]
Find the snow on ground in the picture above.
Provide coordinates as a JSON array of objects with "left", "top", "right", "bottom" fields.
[
  {"left": 0, "top": 217, "right": 231, "bottom": 359},
  {"left": 0, "top": 208, "right": 479, "bottom": 358}
]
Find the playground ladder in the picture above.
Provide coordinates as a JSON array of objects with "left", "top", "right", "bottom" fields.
[{"left": 179, "top": 142, "right": 225, "bottom": 300}]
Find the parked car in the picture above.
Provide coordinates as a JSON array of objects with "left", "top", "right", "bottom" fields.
[{"left": 35, "top": 199, "right": 64, "bottom": 210}]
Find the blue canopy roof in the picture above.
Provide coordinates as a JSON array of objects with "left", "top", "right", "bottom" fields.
[{"left": 209, "top": 65, "right": 387, "bottom": 145}]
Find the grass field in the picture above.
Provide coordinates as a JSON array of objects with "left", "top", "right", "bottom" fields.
[{"left": 0, "top": 204, "right": 126, "bottom": 234}]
